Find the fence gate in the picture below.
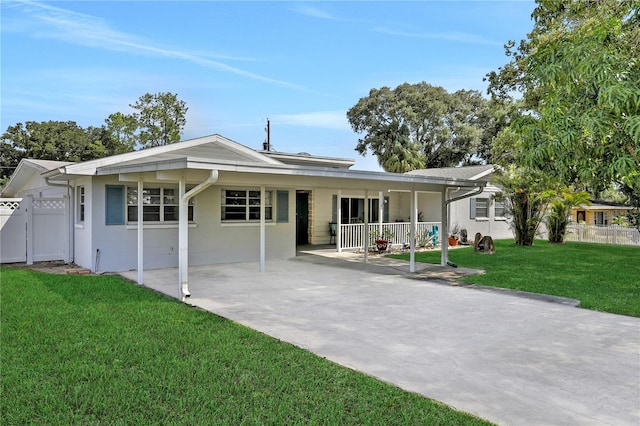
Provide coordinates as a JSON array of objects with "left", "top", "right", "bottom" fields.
[
  {"left": 0, "top": 196, "right": 70, "bottom": 264},
  {"left": 0, "top": 199, "right": 26, "bottom": 263}
]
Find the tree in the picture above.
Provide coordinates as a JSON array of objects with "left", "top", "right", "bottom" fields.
[
  {"left": 1, "top": 121, "right": 92, "bottom": 162},
  {"left": 104, "top": 112, "right": 137, "bottom": 154},
  {"left": 486, "top": 0, "right": 640, "bottom": 199},
  {"left": 347, "top": 82, "right": 493, "bottom": 173},
  {"left": 130, "top": 92, "right": 188, "bottom": 148},
  {"left": 0, "top": 139, "right": 22, "bottom": 185},
  {"left": 493, "top": 166, "right": 553, "bottom": 246}
]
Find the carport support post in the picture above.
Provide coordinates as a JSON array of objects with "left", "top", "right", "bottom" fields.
[
  {"left": 137, "top": 177, "right": 144, "bottom": 284},
  {"left": 441, "top": 188, "right": 449, "bottom": 267},
  {"left": 259, "top": 185, "right": 266, "bottom": 272},
  {"left": 178, "top": 172, "right": 188, "bottom": 300},
  {"left": 363, "top": 189, "right": 369, "bottom": 262},
  {"left": 410, "top": 190, "right": 416, "bottom": 273}
]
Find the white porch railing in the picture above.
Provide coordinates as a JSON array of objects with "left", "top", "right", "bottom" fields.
[
  {"left": 339, "top": 222, "right": 441, "bottom": 250},
  {"left": 565, "top": 224, "right": 640, "bottom": 246}
]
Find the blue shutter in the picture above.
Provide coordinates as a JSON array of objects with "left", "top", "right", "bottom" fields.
[
  {"left": 276, "top": 190, "right": 289, "bottom": 223},
  {"left": 105, "top": 185, "right": 125, "bottom": 225},
  {"left": 470, "top": 198, "right": 476, "bottom": 219}
]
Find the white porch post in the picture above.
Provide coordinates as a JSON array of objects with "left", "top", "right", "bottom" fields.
[
  {"left": 137, "top": 177, "right": 144, "bottom": 284},
  {"left": 410, "top": 190, "right": 416, "bottom": 273},
  {"left": 260, "top": 185, "right": 266, "bottom": 272},
  {"left": 364, "top": 189, "right": 369, "bottom": 262},
  {"left": 441, "top": 188, "right": 449, "bottom": 267},
  {"left": 378, "top": 191, "right": 383, "bottom": 236},
  {"left": 337, "top": 189, "right": 342, "bottom": 253},
  {"left": 178, "top": 171, "right": 189, "bottom": 300}
]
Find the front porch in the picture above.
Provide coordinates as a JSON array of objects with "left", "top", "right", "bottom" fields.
[{"left": 337, "top": 221, "right": 441, "bottom": 251}]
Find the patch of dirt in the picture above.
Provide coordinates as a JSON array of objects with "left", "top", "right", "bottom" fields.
[{"left": 4, "top": 261, "right": 87, "bottom": 275}]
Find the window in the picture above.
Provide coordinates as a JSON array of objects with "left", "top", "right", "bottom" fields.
[
  {"left": 222, "top": 189, "right": 272, "bottom": 221},
  {"left": 595, "top": 211, "right": 607, "bottom": 226},
  {"left": 494, "top": 199, "right": 506, "bottom": 219},
  {"left": 126, "top": 187, "right": 193, "bottom": 223},
  {"left": 339, "top": 196, "right": 389, "bottom": 223},
  {"left": 77, "top": 186, "right": 85, "bottom": 223},
  {"left": 470, "top": 198, "right": 489, "bottom": 219}
]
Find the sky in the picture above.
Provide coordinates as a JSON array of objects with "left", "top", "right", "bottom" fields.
[{"left": 1, "top": 0, "right": 536, "bottom": 171}]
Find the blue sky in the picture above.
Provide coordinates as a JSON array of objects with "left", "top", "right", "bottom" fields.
[{"left": 1, "top": 0, "right": 536, "bottom": 170}]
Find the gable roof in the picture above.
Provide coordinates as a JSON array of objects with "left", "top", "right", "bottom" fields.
[
  {"left": 405, "top": 164, "right": 495, "bottom": 181},
  {"left": 35, "top": 133, "right": 486, "bottom": 189},
  {"left": 1, "top": 158, "right": 73, "bottom": 197},
  {"left": 47, "top": 134, "right": 282, "bottom": 177}
]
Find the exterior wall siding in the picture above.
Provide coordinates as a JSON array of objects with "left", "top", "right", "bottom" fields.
[{"left": 84, "top": 176, "right": 296, "bottom": 273}]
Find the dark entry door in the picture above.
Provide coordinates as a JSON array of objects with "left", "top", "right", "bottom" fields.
[{"left": 296, "top": 192, "right": 309, "bottom": 245}]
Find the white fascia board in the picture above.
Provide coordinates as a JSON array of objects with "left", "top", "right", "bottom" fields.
[
  {"left": 94, "top": 155, "right": 486, "bottom": 188},
  {"left": 186, "top": 157, "right": 485, "bottom": 187}
]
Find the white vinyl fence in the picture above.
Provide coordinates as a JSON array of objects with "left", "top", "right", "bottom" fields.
[
  {"left": 0, "top": 196, "right": 71, "bottom": 264},
  {"left": 565, "top": 224, "right": 640, "bottom": 247},
  {"left": 339, "top": 222, "right": 441, "bottom": 250}
]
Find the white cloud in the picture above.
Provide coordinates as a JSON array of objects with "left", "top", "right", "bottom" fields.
[
  {"left": 9, "top": 0, "right": 308, "bottom": 91},
  {"left": 272, "top": 111, "right": 350, "bottom": 131},
  {"left": 375, "top": 27, "right": 502, "bottom": 46}
]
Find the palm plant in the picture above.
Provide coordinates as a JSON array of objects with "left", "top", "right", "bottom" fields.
[{"left": 546, "top": 189, "right": 591, "bottom": 243}]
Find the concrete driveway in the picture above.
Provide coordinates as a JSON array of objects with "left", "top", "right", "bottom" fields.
[{"left": 121, "top": 252, "right": 640, "bottom": 426}]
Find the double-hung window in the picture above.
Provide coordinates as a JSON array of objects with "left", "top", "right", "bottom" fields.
[
  {"left": 494, "top": 199, "right": 506, "bottom": 219},
  {"left": 126, "top": 187, "right": 193, "bottom": 223},
  {"left": 470, "top": 197, "right": 489, "bottom": 219},
  {"left": 222, "top": 189, "right": 272, "bottom": 221},
  {"left": 77, "top": 186, "right": 85, "bottom": 223}
]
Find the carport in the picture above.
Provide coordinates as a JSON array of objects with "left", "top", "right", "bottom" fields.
[{"left": 120, "top": 253, "right": 640, "bottom": 426}]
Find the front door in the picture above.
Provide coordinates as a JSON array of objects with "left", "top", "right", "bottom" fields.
[{"left": 296, "top": 192, "right": 309, "bottom": 245}]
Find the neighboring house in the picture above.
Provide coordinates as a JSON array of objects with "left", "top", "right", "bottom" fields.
[
  {"left": 572, "top": 201, "right": 633, "bottom": 226},
  {"left": 0, "top": 134, "right": 486, "bottom": 297},
  {"left": 407, "top": 165, "right": 513, "bottom": 241}
]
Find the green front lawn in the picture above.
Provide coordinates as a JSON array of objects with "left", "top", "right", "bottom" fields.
[
  {"left": 0, "top": 267, "right": 491, "bottom": 425},
  {"left": 392, "top": 240, "right": 640, "bottom": 317}
]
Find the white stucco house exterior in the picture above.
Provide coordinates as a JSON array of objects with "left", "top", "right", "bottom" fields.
[
  {"left": 2, "top": 134, "right": 490, "bottom": 299},
  {"left": 407, "top": 165, "right": 513, "bottom": 242}
]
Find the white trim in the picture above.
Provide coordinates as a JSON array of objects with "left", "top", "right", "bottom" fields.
[
  {"left": 220, "top": 222, "right": 276, "bottom": 227},
  {"left": 126, "top": 223, "right": 198, "bottom": 230}
]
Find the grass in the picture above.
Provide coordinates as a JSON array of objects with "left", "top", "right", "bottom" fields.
[
  {"left": 391, "top": 240, "right": 640, "bottom": 317},
  {"left": 0, "top": 267, "right": 491, "bottom": 425}
]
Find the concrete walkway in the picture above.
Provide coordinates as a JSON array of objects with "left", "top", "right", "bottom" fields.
[{"left": 121, "top": 252, "right": 640, "bottom": 426}]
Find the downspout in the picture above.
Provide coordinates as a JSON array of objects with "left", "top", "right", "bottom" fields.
[
  {"left": 178, "top": 170, "right": 219, "bottom": 301},
  {"left": 45, "top": 176, "right": 74, "bottom": 264},
  {"left": 441, "top": 183, "right": 486, "bottom": 267}
]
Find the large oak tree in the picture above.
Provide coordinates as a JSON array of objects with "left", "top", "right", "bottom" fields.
[{"left": 347, "top": 82, "right": 498, "bottom": 173}]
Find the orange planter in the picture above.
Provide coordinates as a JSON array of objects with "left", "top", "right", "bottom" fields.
[{"left": 447, "top": 236, "right": 459, "bottom": 247}]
